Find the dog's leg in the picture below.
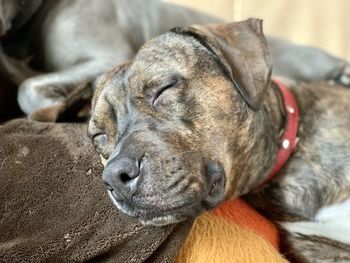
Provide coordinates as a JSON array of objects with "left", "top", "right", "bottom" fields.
[
  {"left": 282, "top": 230, "right": 350, "bottom": 263},
  {"left": 17, "top": 59, "right": 118, "bottom": 115},
  {"left": 0, "top": 47, "right": 39, "bottom": 85},
  {"left": 280, "top": 198, "right": 350, "bottom": 262},
  {"left": 281, "top": 225, "right": 350, "bottom": 263},
  {"left": 267, "top": 37, "right": 350, "bottom": 86}
]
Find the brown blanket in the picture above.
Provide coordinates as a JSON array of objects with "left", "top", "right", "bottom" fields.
[{"left": 0, "top": 119, "right": 192, "bottom": 262}]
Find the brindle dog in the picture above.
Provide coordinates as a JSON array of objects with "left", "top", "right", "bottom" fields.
[{"left": 88, "top": 19, "right": 350, "bottom": 262}]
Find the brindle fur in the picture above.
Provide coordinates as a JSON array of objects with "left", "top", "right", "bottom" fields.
[{"left": 88, "top": 19, "right": 350, "bottom": 262}]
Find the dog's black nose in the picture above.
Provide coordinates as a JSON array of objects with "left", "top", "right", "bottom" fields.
[{"left": 102, "top": 157, "right": 140, "bottom": 198}]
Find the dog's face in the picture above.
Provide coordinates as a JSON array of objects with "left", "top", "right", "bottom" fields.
[{"left": 88, "top": 19, "right": 271, "bottom": 225}]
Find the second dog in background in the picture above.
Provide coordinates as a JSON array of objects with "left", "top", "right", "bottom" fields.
[{"left": 0, "top": 0, "right": 349, "bottom": 116}]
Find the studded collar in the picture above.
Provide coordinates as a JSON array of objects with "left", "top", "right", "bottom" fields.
[{"left": 262, "top": 79, "right": 300, "bottom": 185}]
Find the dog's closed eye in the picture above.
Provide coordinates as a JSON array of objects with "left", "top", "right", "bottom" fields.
[{"left": 152, "top": 76, "right": 182, "bottom": 107}]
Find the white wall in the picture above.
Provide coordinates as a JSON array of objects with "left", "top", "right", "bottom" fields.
[{"left": 169, "top": 0, "right": 350, "bottom": 60}]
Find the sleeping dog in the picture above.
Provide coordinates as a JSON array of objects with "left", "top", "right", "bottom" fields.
[
  {"left": 1, "top": 0, "right": 349, "bottom": 117},
  {"left": 88, "top": 19, "right": 350, "bottom": 262}
]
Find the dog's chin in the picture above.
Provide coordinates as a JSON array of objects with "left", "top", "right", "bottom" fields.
[
  {"left": 106, "top": 171, "right": 225, "bottom": 226},
  {"left": 107, "top": 190, "right": 196, "bottom": 225}
]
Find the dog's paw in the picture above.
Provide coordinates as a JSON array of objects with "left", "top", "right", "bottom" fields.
[
  {"left": 17, "top": 78, "right": 67, "bottom": 115},
  {"left": 29, "top": 104, "right": 63, "bottom": 122},
  {"left": 337, "top": 65, "right": 350, "bottom": 86}
]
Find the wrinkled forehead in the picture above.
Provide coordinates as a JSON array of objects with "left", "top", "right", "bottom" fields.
[
  {"left": 94, "top": 32, "right": 216, "bottom": 103},
  {"left": 127, "top": 32, "right": 209, "bottom": 87}
]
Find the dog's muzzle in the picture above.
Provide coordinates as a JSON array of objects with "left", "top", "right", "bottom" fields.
[{"left": 102, "top": 154, "right": 226, "bottom": 225}]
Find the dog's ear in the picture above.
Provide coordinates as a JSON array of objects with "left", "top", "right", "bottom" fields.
[{"left": 171, "top": 18, "right": 272, "bottom": 111}]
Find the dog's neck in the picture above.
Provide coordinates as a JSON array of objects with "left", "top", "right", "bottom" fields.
[
  {"left": 227, "top": 81, "right": 290, "bottom": 198},
  {"left": 264, "top": 82, "right": 287, "bottom": 136}
]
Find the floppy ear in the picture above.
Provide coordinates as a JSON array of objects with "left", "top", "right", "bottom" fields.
[{"left": 171, "top": 18, "right": 272, "bottom": 111}]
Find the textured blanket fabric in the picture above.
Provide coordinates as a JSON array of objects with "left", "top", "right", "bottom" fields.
[
  {"left": 174, "top": 212, "right": 287, "bottom": 263},
  {"left": 174, "top": 199, "right": 288, "bottom": 263},
  {"left": 0, "top": 119, "right": 192, "bottom": 263},
  {"left": 0, "top": 119, "right": 287, "bottom": 263},
  {"left": 212, "top": 198, "right": 280, "bottom": 249}
]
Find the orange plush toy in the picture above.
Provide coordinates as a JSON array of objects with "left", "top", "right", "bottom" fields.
[{"left": 174, "top": 199, "right": 288, "bottom": 263}]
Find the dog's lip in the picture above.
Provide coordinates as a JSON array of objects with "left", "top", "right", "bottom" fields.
[
  {"left": 107, "top": 173, "right": 224, "bottom": 209},
  {"left": 203, "top": 171, "right": 225, "bottom": 208},
  {"left": 107, "top": 188, "right": 203, "bottom": 223},
  {"left": 108, "top": 188, "right": 197, "bottom": 214},
  {"left": 109, "top": 189, "right": 132, "bottom": 207},
  {"left": 208, "top": 180, "right": 220, "bottom": 196},
  {"left": 107, "top": 189, "right": 137, "bottom": 216},
  {"left": 136, "top": 203, "right": 201, "bottom": 222}
]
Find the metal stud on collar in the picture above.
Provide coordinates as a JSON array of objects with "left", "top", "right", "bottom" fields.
[
  {"left": 282, "top": 139, "right": 290, "bottom": 149},
  {"left": 286, "top": 106, "right": 295, "bottom": 114}
]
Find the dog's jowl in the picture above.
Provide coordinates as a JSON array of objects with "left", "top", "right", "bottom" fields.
[{"left": 88, "top": 19, "right": 350, "bottom": 262}]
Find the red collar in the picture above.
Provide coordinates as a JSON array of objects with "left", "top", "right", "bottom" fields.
[{"left": 262, "top": 79, "right": 300, "bottom": 185}]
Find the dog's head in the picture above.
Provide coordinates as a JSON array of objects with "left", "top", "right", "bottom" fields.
[{"left": 88, "top": 19, "right": 272, "bottom": 225}]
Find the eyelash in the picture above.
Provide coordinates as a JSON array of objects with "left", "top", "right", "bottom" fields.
[{"left": 152, "top": 79, "right": 180, "bottom": 106}]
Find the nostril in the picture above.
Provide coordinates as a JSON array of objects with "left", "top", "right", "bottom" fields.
[
  {"left": 120, "top": 172, "right": 132, "bottom": 183},
  {"left": 103, "top": 157, "right": 141, "bottom": 197}
]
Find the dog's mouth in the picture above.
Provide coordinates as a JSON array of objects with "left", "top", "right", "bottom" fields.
[
  {"left": 105, "top": 169, "right": 225, "bottom": 226},
  {"left": 107, "top": 189, "right": 200, "bottom": 225},
  {"left": 107, "top": 189, "right": 137, "bottom": 217},
  {"left": 204, "top": 172, "right": 225, "bottom": 207},
  {"left": 201, "top": 162, "right": 226, "bottom": 209}
]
